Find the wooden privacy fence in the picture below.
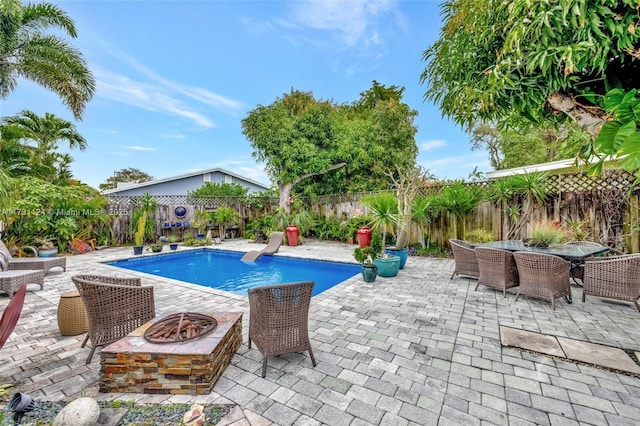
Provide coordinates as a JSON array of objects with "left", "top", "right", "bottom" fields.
[{"left": 106, "top": 169, "right": 640, "bottom": 253}]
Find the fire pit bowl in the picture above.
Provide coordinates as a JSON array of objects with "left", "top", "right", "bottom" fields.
[{"left": 143, "top": 312, "right": 217, "bottom": 343}]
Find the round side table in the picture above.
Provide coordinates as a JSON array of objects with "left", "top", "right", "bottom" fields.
[{"left": 57, "top": 290, "right": 88, "bottom": 336}]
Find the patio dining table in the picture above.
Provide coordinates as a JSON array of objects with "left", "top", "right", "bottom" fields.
[{"left": 475, "top": 240, "right": 610, "bottom": 289}]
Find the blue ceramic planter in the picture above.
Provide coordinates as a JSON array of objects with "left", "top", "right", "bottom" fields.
[
  {"left": 361, "top": 264, "right": 378, "bottom": 282},
  {"left": 373, "top": 256, "right": 400, "bottom": 277},
  {"left": 385, "top": 247, "right": 409, "bottom": 269},
  {"left": 38, "top": 247, "right": 58, "bottom": 258}
]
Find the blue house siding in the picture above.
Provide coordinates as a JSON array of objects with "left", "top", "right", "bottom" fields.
[{"left": 103, "top": 169, "right": 270, "bottom": 196}]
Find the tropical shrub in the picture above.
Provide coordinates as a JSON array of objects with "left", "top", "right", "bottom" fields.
[
  {"left": 465, "top": 229, "right": 495, "bottom": 244},
  {"left": 2, "top": 177, "right": 110, "bottom": 251},
  {"left": 432, "top": 180, "right": 486, "bottom": 239}
]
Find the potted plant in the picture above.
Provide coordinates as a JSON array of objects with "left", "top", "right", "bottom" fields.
[
  {"left": 270, "top": 208, "right": 314, "bottom": 247},
  {"left": 289, "top": 209, "right": 314, "bottom": 247},
  {"left": 167, "top": 235, "right": 179, "bottom": 250},
  {"left": 384, "top": 165, "right": 432, "bottom": 269},
  {"left": 353, "top": 246, "right": 378, "bottom": 282},
  {"left": 149, "top": 242, "right": 163, "bottom": 253},
  {"left": 191, "top": 209, "right": 210, "bottom": 239},
  {"left": 361, "top": 193, "right": 401, "bottom": 277},
  {"left": 133, "top": 211, "right": 147, "bottom": 255},
  {"left": 31, "top": 236, "right": 58, "bottom": 257},
  {"left": 527, "top": 221, "right": 567, "bottom": 248}
]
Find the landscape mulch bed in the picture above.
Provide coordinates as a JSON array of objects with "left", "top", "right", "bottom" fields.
[{"left": 3, "top": 400, "right": 233, "bottom": 425}]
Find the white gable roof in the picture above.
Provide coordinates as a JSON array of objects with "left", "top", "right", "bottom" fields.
[{"left": 102, "top": 167, "right": 270, "bottom": 194}]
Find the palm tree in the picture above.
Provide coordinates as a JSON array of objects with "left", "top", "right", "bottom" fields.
[
  {"left": 212, "top": 206, "right": 240, "bottom": 241},
  {"left": 412, "top": 195, "right": 437, "bottom": 249},
  {"left": 0, "top": 0, "right": 95, "bottom": 119},
  {"left": 361, "top": 192, "right": 398, "bottom": 256},
  {"left": 2, "top": 110, "right": 87, "bottom": 182},
  {"left": 4, "top": 110, "right": 87, "bottom": 151},
  {"left": 0, "top": 123, "right": 32, "bottom": 174}
]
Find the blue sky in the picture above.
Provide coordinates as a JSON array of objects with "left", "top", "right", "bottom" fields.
[{"left": 3, "top": 0, "right": 490, "bottom": 189}]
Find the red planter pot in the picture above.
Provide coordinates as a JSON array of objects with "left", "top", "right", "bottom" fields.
[
  {"left": 286, "top": 225, "right": 299, "bottom": 247},
  {"left": 357, "top": 227, "right": 372, "bottom": 248}
]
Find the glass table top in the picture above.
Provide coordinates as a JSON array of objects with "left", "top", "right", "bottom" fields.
[{"left": 475, "top": 240, "right": 609, "bottom": 259}]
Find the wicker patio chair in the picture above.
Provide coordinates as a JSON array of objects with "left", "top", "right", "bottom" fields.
[
  {"left": 582, "top": 253, "right": 640, "bottom": 311},
  {"left": 72, "top": 275, "right": 156, "bottom": 364},
  {"left": 512, "top": 251, "right": 571, "bottom": 310},
  {"left": 248, "top": 281, "right": 316, "bottom": 377},
  {"left": 475, "top": 247, "right": 519, "bottom": 297},
  {"left": 0, "top": 253, "right": 45, "bottom": 298},
  {"left": 0, "top": 240, "right": 66, "bottom": 275},
  {"left": 449, "top": 239, "right": 479, "bottom": 279},
  {"left": 566, "top": 241, "right": 605, "bottom": 282}
]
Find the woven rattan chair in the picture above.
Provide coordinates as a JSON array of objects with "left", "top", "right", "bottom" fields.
[
  {"left": 566, "top": 241, "right": 605, "bottom": 282},
  {"left": 512, "top": 251, "right": 571, "bottom": 310},
  {"left": 248, "top": 281, "right": 316, "bottom": 377},
  {"left": 582, "top": 254, "right": 640, "bottom": 311},
  {"left": 475, "top": 247, "right": 519, "bottom": 297},
  {"left": 0, "top": 253, "right": 45, "bottom": 298},
  {"left": 0, "top": 240, "right": 66, "bottom": 275},
  {"left": 72, "top": 275, "right": 156, "bottom": 364},
  {"left": 449, "top": 239, "right": 479, "bottom": 279}
]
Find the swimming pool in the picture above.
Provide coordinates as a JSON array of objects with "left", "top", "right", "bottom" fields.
[{"left": 106, "top": 249, "right": 360, "bottom": 296}]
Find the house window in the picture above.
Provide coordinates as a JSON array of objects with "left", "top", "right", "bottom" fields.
[
  {"left": 224, "top": 175, "right": 233, "bottom": 184},
  {"left": 203, "top": 173, "right": 211, "bottom": 182}
]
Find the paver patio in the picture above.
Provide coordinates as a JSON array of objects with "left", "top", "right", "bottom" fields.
[{"left": 1, "top": 239, "right": 640, "bottom": 425}]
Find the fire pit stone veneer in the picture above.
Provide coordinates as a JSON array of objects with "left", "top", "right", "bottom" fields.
[{"left": 100, "top": 311, "right": 242, "bottom": 395}]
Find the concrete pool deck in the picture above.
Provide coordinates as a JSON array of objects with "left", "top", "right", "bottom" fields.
[{"left": 1, "top": 239, "right": 640, "bottom": 425}]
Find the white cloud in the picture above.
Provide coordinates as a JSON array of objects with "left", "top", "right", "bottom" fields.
[
  {"left": 95, "top": 69, "right": 215, "bottom": 128},
  {"left": 124, "top": 145, "right": 158, "bottom": 152},
  {"left": 420, "top": 139, "right": 447, "bottom": 151},
  {"left": 87, "top": 36, "right": 244, "bottom": 127},
  {"left": 286, "top": 0, "right": 398, "bottom": 48}
]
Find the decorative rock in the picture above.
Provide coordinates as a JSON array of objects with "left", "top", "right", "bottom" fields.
[
  {"left": 183, "top": 404, "right": 206, "bottom": 426},
  {"left": 52, "top": 397, "right": 100, "bottom": 426}
]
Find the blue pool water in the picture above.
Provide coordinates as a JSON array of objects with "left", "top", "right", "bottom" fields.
[{"left": 106, "top": 249, "right": 360, "bottom": 296}]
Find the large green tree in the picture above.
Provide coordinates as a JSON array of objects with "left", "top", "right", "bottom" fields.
[
  {"left": 242, "top": 82, "right": 418, "bottom": 209},
  {"left": 310, "top": 81, "right": 419, "bottom": 195},
  {"left": 0, "top": 0, "right": 95, "bottom": 119},
  {"left": 469, "top": 120, "right": 590, "bottom": 170},
  {"left": 99, "top": 168, "right": 154, "bottom": 191},
  {"left": 421, "top": 0, "right": 640, "bottom": 173},
  {"left": 2, "top": 110, "right": 86, "bottom": 183},
  {"left": 242, "top": 89, "right": 347, "bottom": 212}
]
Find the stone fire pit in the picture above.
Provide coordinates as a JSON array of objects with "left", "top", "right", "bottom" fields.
[{"left": 100, "top": 311, "right": 242, "bottom": 395}]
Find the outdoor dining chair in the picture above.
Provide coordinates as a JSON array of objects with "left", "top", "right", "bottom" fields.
[
  {"left": 449, "top": 239, "right": 479, "bottom": 279},
  {"left": 475, "top": 247, "right": 519, "bottom": 297},
  {"left": 72, "top": 275, "right": 156, "bottom": 364},
  {"left": 582, "top": 253, "right": 640, "bottom": 311},
  {"left": 566, "top": 240, "right": 605, "bottom": 282},
  {"left": 512, "top": 251, "right": 571, "bottom": 310},
  {"left": 248, "top": 281, "right": 316, "bottom": 377}
]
